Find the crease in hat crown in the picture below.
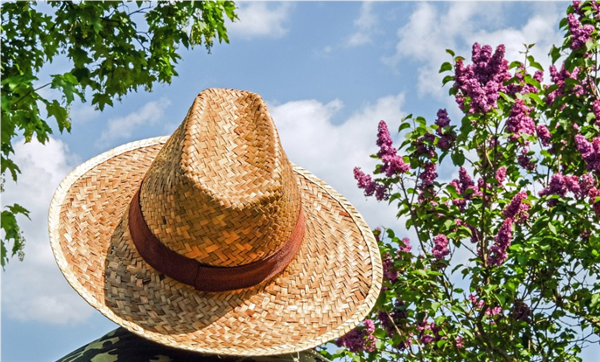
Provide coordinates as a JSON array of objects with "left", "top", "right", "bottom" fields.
[{"left": 137, "top": 88, "right": 302, "bottom": 267}]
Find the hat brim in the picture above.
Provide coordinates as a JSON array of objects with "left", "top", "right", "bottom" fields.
[{"left": 49, "top": 136, "right": 382, "bottom": 356}]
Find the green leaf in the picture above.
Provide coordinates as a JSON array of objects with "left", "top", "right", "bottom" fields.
[
  {"left": 439, "top": 62, "right": 452, "bottom": 73},
  {"left": 451, "top": 151, "right": 465, "bottom": 167}
]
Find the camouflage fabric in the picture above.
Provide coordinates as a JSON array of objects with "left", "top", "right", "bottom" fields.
[{"left": 57, "top": 327, "right": 331, "bottom": 362}]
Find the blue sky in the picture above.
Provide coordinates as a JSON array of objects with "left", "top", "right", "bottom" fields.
[{"left": 2, "top": 1, "right": 598, "bottom": 361}]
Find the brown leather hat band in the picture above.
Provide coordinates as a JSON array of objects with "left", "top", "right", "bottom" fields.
[{"left": 128, "top": 187, "right": 305, "bottom": 292}]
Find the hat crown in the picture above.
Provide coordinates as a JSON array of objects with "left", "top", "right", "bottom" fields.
[{"left": 139, "top": 88, "right": 301, "bottom": 267}]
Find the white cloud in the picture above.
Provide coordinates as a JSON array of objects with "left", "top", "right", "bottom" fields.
[
  {"left": 270, "top": 93, "right": 419, "bottom": 246},
  {"left": 1, "top": 138, "right": 95, "bottom": 325},
  {"left": 384, "top": 2, "right": 563, "bottom": 104},
  {"left": 70, "top": 104, "right": 100, "bottom": 125},
  {"left": 96, "top": 97, "right": 171, "bottom": 148},
  {"left": 228, "top": 2, "right": 293, "bottom": 40},
  {"left": 345, "top": 2, "right": 377, "bottom": 48}
]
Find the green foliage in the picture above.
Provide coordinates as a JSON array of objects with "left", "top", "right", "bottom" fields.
[
  {"left": 0, "top": 1, "right": 237, "bottom": 268},
  {"left": 330, "top": 1, "right": 600, "bottom": 361}
]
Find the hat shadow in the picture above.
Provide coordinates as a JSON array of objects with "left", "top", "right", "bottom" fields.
[{"left": 102, "top": 220, "right": 263, "bottom": 335}]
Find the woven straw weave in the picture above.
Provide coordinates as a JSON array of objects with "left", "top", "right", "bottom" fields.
[{"left": 48, "top": 89, "right": 382, "bottom": 355}]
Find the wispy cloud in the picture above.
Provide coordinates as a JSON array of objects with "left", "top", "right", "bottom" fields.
[
  {"left": 228, "top": 2, "right": 294, "bottom": 40},
  {"left": 345, "top": 2, "right": 378, "bottom": 48},
  {"left": 270, "top": 92, "right": 417, "bottom": 244},
  {"left": 2, "top": 138, "right": 93, "bottom": 325},
  {"left": 96, "top": 97, "right": 171, "bottom": 149}
]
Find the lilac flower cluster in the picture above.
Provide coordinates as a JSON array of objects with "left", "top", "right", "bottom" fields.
[
  {"left": 354, "top": 167, "right": 388, "bottom": 201},
  {"left": 378, "top": 300, "right": 409, "bottom": 338},
  {"left": 539, "top": 173, "right": 597, "bottom": 205},
  {"left": 354, "top": 121, "right": 412, "bottom": 201},
  {"left": 470, "top": 294, "right": 503, "bottom": 322},
  {"left": 335, "top": 319, "right": 377, "bottom": 353},
  {"left": 399, "top": 237, "right": 412, "bottom": 254},
  {"left": 518, "top": 148, "right": 536, "bottom": 171},
  {"left": 454, "top": 43, "right": 511, "bottom": 114},
  {"left": 590, "top": 188, "right": 600, "bottom": 219},
  {"left": 512, "top": 299, "right": 531, "bottom": 324},
  {"left": 449, "top": 168, "right": 483, "bottom": 211},
  {"left": 382, "top": 252, "right": 399, "bottom": 284},
  {"left": 469, "top": 294, "right": 485, "bottom": 309},
  {"left": 417, "top": 318, "right": 443, "bottom": 346},
  {"left": 567, "top": 13, "right": 594, "bottom": 50},
  {"left": 502, "top": 191, "right": 530, "bottom": 223},
  {"left": 455, "top": 336, "right": 465, "bottom": 349},
  {"left": 507, "top": 99, "right": 536, "bottom": 142},
  {"left": 435, "top": 109, "right": 456, "bottom": 150},
  {"left": 459, "top": 167, "right": 477, "bottom": 199},
  {"left": 414, "top": 132, "right": 436, "bottom": 159},
  {"left": 496, "top": 166, "right": 507, "bottom": 186},
  {"left": 594, "top": 100, "right": 600, "bottom": 126},
  {"left": 432, "top": 234, "right": 450, "bottom": 260},
  {"left": 418, "top": 162, "right": 438, "bottom": 203},
  {"left": 574, "top": 1, "right": 600, "bottom": 18},
  {"left": 489, "top": 217, "right": 513, "bottom": 266},
  {"left": 546, "top": 64, "right": 586, "bottom": 105},
  {"left": 419, "top": 162, "right": 438, "bottom": 189},
  {"left": 575, "top": 133, "right": 600, "bottom": 171},
  {"left": 536, "top": 125, "right": 551, "bottom": 146},
  {"left": 539, "top": 173, "right": 569, "bottom": 206},
  {"left": 377, "top": 121, "right": 411, "bottom": 176}
]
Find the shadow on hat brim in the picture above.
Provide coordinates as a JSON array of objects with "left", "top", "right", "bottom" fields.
[{"left": 49, "top": 136, "right": 383, "bottom": 356}]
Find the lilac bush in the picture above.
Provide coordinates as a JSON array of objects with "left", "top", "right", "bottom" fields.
[{"left": 322, "top": 2, "right": 600, "bottom": 361}]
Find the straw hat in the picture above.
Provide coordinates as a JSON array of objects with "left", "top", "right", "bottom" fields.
[{"left": 49, "top": 88, "right": 382, "bottom": 356}]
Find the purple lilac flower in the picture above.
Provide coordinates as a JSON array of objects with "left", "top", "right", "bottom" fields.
[
  {"left": 536, "top": 125, "right": 551, "bottom": 146},
  {"left": 539, "top": 173, "right": 569, "bottom": 206},
  {"left": 496, "top": 166, "right": 507, "bottom": 186},
  {"left": 382, "top": 252, "right": 398, "bottom": 284},
  {"left": 580, "top": 173, "right": 596, "bottom": 197},
  {"left": 546, "top": 64, "right": 586, "bottom": 105},
  {"left": 458, "top": 167, "right": 479, "bottom": 200},
  {"left": 419, "top": 162, "right": 438, "bottom": 189},
  {"left": 486, "top": 306, "right": 503, "bottom": 317},
  {"left": 354, "top": 168, "right": 376, "bottom": 196},
  {"left": 507, "top": 99, "right": 536, "bottom": 141},
  {"left": 399, "top": 237, "right": 412, "bottom": 253},
  {"left": 590, "top": 188, "right": 600, "bottom": 219},
  {"left": 335, "top": 320, "right": 377, "bottom": 353},
  {"left": 490, "top": 218, "right": 513, "bottom": 266},
  {"left": 567, "top": 13, "right": 594, "bottom": 50},
  {"left": 518, "top": 148, "right": 536, "bottom": 171},
  {"left": 432, "top": 234, "right": 450, "bottom": 260},
  {"left": 454, "top": 43, "right": 511, "bottom": 114},
  {"left": 376, "top": 121, "right": 411, "bottom": 177},
  {"left": 502, "top": 191, "right": 530, "bottom": 223},
  {"left": 355, "top": 168, "right": 390, "bottom": 201},
  {"left": 512, "top": 299, "right": 531, "bottom": 323},
  {"left": 378, "top": 301, "right": 409, "bottom": 338},
  {"left": 455, "top": 336, "right": 465, "bottom": 349},
  {"left": 377, "top": 120, "right": 395, "bottom": 157},
  {"left": 566, "top": 175, "right": 582, "bottom": 198},
  {"left": 575, "top": 134, "right": 600, "bottom": 171},
  {"left": 435, "top": 109, "right": 451, "bottom": 130},
  {"left": 469, "top": 294, "right": 485, "bottom": 309},
  {"left": 414, "top": 132, "right": 436, "bottom": 158},
  {"left": 381, "top": 154, "right": 410, "bottom": 177},
  {"left": 593, "top": 100, "right": 600, "bottom": 126}
]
